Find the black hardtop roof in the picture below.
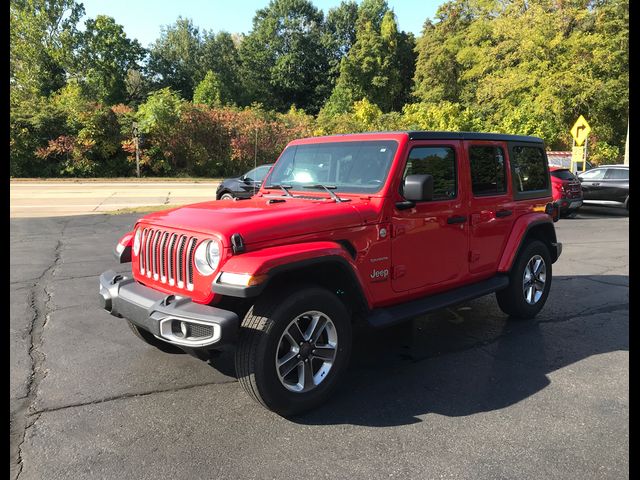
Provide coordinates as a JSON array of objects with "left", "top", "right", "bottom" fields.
[
  {"left": 313, "top": 131, "right": 544, "bottom": 144},
  {"left": 406, "top": 131, "right": 544, "bottom": 143}
]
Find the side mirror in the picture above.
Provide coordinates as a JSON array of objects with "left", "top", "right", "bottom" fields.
[
  {"left": 403, "top": 174, "right": 434, "bottom": 202},
  {"left": 241, "top": 176, "right": 250, "bottom": 183}
]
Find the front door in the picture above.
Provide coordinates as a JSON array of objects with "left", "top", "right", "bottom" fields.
[
  {"left": 578, "top": 167, "right": 607, "bottom": 200},
  {"left": 391, "top": 141, "right": 469, "bottom": 293},
  {"left": 465, "top": 141, "right": 516, "bottom": 275}
]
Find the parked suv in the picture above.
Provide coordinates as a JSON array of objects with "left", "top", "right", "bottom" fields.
[
  {"left": 216, "top": 164, "right": 273, "bottom": 200},
  {"left": 100, "top": 132, "right": 562, "bottom": 416},
  {"left": 549, "top": 166, "right": 583, "bottom": 217},
  {"left": 578, "top": 165, "right": 629, "bottom": 211}
]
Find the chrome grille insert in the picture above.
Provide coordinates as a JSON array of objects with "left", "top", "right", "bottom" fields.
[{"left": 138, "top": 228, "right": 199, "bottom": 292}]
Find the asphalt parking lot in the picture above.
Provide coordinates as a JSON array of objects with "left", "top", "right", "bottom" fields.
[{"left": 10, "top": 204, "right": 628, "bottom": 480}]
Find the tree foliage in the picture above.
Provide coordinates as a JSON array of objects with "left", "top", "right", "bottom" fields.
[
  {"left": 75, "top": 15, "right": 146, "bottom": 104},
  {"left": 9, "top": 0, "right": 628, "bottom": 176},
  {"left": 239, "top": 0, "right": 330, "bottom": 113}
]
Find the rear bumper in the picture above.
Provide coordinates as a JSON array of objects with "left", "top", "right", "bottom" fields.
[
  {"left": 99, "top": 270, "right": 239, "bottom": 348},
  {"left": 554, "top": 198, "right": 583, "bottom": 213}
]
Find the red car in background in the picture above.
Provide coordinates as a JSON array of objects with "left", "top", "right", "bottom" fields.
[{"left": 549, "top": 166, "right": 583, "bottom": 217}]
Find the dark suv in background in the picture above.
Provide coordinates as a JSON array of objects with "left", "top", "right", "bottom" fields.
[
  {"left": 216, "top": 164, "right": 273, "bottom": 200},
  {"left": 578, "top": 164, "right": 629, "bottom": 211}
]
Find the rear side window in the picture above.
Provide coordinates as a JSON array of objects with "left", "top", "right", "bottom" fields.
[
  {"left": 403, "top": 147, "right": 456, "bottom": 200},
  {"left": 550, "top": 169, "right": 577, "bottom": 181},
  {"left": 604, "top": 168, "right": 629, "bottom": 180},
  {"left": 510, "top": 145, "right": 549, "bottom": 196},
  {"left": 469, "top": 146, "right": 507, "bottom": 196}
]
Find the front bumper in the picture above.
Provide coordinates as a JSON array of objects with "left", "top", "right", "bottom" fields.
[{"left": 99, "top": 270, "right": 239, "bottom": 348}]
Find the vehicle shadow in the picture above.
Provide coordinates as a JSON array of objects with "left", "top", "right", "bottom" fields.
[
  {"left": 571, "top": 204, "right": 628, "bottom": 218},
  {"left": 210, "top": 273, "right": 626, "bottom": 426}
]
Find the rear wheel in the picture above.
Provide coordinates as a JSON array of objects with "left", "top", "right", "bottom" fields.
[
  {"left": 235, "top": 286, "right": 352, "bottom": 416},
  {"left": 496, "top": 240, "right": 552, "bottom": 319}
]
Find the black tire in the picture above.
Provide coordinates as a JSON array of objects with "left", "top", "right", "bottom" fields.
[
  {"left": 219, "top": 192, "right": 234, "bottom": 201},
  {"left": 496, "top": 240, "right": 552, "bottom": 319},
  {"left": 126, "top": 320, "right": 184, "bottom": 354},
  {"left": 235, "top": 285, "right": 352, "bottom": 417}
]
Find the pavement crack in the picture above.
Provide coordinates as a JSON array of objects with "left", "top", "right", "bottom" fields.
[
  {"left": 582, "top": 277, "right": 629, "bottom": 288},
  {"left": 33, "top": 380, "right": 237, "bottom": 414},
  {"left": 11, "top": 221, "right": 68, "bottom": 480},
  {"left": 92, "top": 192, "right": 117, "bottom": 212}
]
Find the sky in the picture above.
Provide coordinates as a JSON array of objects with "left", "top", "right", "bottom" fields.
[{"left": 79, "top": 0, "right": 442, "bottom": 48}]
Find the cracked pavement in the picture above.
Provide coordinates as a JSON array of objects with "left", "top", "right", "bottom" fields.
[{"left": 9, "top": 205, "right": 628, "bottom": 479}]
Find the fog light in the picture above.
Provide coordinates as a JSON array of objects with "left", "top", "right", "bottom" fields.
[{"left": 172, "top": 320, "right": 189, "bottom": 338}]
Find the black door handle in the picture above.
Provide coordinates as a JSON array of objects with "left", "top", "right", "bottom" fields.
[
  {"left": 447, "top": 215, "right": 467, "bottom": 224},
  {"left": 495, "top": 209, "right": 512, "bottom": 218},
  {"left": 592, "top": 182, "right": 600, "bottom": 186}
]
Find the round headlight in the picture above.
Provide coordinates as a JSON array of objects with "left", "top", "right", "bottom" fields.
[
  {"left": 133, "top": 229, "right": 141, "bottom": 256},
  {"left": 194, "top": 239, "right": 221, "bottom": 276}
]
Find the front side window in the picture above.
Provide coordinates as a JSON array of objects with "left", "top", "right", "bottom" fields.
[
  {"left": 510, "top": 145, "right": 549, "bottom": 193},
  {"left": 579, "top": 168, "right": 606, "bottom": 180},
  {"left": 244, "top": 165, "right": 270, "bottom": 182},
  {"left": 266, "top": 141, "right": 398, "bottom": 194},
  {"left": 403, "top": 146, "right": 457, "bottom": 200},
  {"left": 469, "top": 146, "right": 507, "bottom": 196}
]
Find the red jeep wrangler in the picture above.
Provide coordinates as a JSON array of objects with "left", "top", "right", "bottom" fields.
[{"left": 100, "top": 131, "right": 561, "bottom": 416}]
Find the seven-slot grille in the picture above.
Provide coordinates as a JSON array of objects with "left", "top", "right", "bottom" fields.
[{"left": 138, "top": 228, "right": 198, "bottom": 291}]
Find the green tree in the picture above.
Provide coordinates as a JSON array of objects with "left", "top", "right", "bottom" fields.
[
  {"left": 10, "top": 0, "right": 84, "bottom": 99},
  {"left": 329, "top": 4, "right": 411, "bottom": 112},
  {"left": 147, "top": 17, "right": 203, "bottom": 99},
  {"left": 193, "top": 70, "right": 223, "bottom": 107},
  {"left": 413, "top": 0, "right": 473, "bottom": 104},
  {"left": 239, "top": 0, "right": 330, "bottom": 113},
  {"left": 199, "top": 31, "right": 244, "bottom": 105},
  {"left": 324, "top": 1, "right": 359, "bottom": 82},
  {"left": 74, "top": 15, "right": 146, "bottom": 104}
]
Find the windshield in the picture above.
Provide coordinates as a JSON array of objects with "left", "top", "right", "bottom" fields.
[{"left": 265, "top": 140, "right": 399, "bottom": 194}]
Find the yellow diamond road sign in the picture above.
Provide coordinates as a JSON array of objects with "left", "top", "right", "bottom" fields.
[{"left": 570, "top": 115, "right": 591, "bottom": 146}]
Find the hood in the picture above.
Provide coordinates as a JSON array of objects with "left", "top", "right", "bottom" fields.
[{"left": 139, "top": 196, "right": 376, "bottom": 246}]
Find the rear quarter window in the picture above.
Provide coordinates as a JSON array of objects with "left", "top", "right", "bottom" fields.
[{"left": 509, "top": 144, "right": 550, "bottom": 199}]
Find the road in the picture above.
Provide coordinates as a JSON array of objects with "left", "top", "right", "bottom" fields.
[
  {"left": 10, "top": 205, "right": 628, "bottom": 479},
  {"left": 10, "top": 181, "right": 220, "bottom": 217}
]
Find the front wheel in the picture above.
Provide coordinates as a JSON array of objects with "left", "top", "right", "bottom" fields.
[
  {"left": 496, "top": 240, "right": 552, "bottom": 319},
  {"left": 235, "top": 286, "right": 352, "bottom": 416},
  {"left": 219, "top": 192, "right": 234, "bottom": 201}
]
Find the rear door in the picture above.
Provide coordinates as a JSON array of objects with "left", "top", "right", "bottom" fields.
[
  {"left": 465, "top": 141, "right": 516, "bottom": 275},
  {"left": 602, "top": 168, "right": 629, "bottom": 202}
]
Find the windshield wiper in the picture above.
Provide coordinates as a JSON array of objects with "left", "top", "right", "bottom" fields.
[
  {"left": 303, "top": 184, "right": 348, "bottom": 203},
  {"left": 264, "top": 184, "right": 293, "bottom": 197}
]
